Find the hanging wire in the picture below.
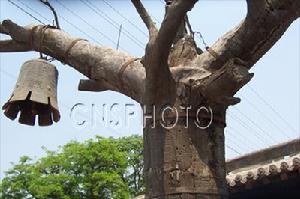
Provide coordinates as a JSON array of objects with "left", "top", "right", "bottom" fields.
[
  {"left": 53, "top": 0, "right": 126, "bottom": 51},
  {"left": 80, "top": 0, "right": 145, "bottom": 49},
  {"left": 233, "top": 107, "right": 278, "bottom": 144},
  {"left": 8, "top": 0, "right": 102, "bottom": 62},
  {"left": 227, "top": 113, "right": 270, "bottom": 146},
  {"left": 240, "top": 93, "right": 293, "bottom": 139},
  {"left": 39, "top": 0, "right": 60, "bottom": 29},
  {"left": 18, "top": 0, "right": 102, "bottom": 45},
  {"left": 226, "top": 145, "right": 242, "bottom": 156},
  {"left": 227, "top": 125, "right": 261, "bottom": 149},
  {"left": 226, "top": 125, "right": 256, "bottom": 151},
  {"left": 7, "top": 0, "right": 48, "bottom": 60},
  {"left": 247, "top": 85, "right": 298, "bottom": 134},
  {"left": 58, "top": 14, "right": 101, "bottom": 45},
  {"left": 194, "top": 31, "right": 209, "bottom": 49},
  {"left": 7, "top": 0, "right": 46, "bottom": 24},
  {"left": 37, "top": 0, "right": 61, "bottom": 61},
  {"left": 226, "top": 135, "right": 250, "bottom": 154},
  {"left": 15, "top": 0, "right": 51, "bottom": 23},
  {"left": 101, "top": 0, "right": 148, "bottom": 37}
]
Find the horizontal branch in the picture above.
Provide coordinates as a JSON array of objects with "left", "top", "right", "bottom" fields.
[
  {"left": 0, "top": 40, "right": 32, "bottom": 52},
  {"left": 1, "top": 19, "right": 145, "bottom": 103}
]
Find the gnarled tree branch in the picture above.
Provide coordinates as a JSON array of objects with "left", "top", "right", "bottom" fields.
[
  {"left": 194, "top": 0, "right": 300, "bottom": 70},
  {"left": 0, "top": 19, "right": 145, "bottom": 103}
]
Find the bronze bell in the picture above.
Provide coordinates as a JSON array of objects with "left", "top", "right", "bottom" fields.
[{"left": 2, "top": 59, "right": 60, "bottom": 126}]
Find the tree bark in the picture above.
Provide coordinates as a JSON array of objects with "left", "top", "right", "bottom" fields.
[{"left": 144, "top": 102, "right": 228, "bottom": 198}]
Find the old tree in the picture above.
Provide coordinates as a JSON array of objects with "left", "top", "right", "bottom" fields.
[{"left": 1, "top": 0, "right": 299, "bottom": 198}]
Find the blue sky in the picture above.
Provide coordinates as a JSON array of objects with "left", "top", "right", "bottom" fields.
[{"left": 0, "top": 0, "right": 299, "bottom": 179}]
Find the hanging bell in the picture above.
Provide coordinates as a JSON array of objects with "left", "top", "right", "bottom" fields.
[{"left": 2, "top": 59, "right": 60, "bottom": 126}]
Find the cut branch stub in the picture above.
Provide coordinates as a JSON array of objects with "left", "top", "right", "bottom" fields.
[
  {"left": 78, "top": 79, "right": 118, "bottom": 92},
  {"left": 2, "top": 59, "right": 60, "bottom": 126},
  {"left": 196, "top": 58, "right": 254, "bottom": 106}
]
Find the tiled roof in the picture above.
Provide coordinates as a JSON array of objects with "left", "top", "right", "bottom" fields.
[
  {"left": 226, "top": 153, "right": 300, "bottom": 190},
  {"left": 226, "top": 139, "right": 300, "bottom": 192},
  {"left": 134, "top": 139, "right": 300, "bottom": 198}
]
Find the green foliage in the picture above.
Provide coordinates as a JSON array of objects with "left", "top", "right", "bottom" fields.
[
  {"left": 1, "top": 135, "right": 144, "bottom": 199},
  {"left": 118, "top": 135, "right": 144, "bottom": 196}
]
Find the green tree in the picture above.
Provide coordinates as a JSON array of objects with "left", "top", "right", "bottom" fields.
[
  {"left": 1, "top": 135, "right": 144, "bottom": 199},
  {"left": 118, "top": 135, "right": 144, "bottom": 196}
]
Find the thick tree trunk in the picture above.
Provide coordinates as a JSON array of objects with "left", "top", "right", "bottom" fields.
[{"left": 144, "top": 102, "right": 228, "bottom": 199}]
